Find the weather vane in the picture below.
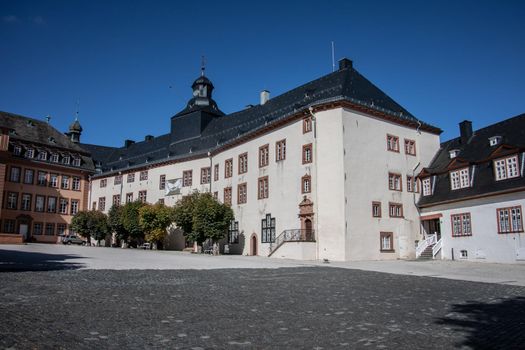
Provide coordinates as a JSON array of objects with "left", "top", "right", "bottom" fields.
[{"left": 201, "top": 55, "right": 206, "bottom": 76}]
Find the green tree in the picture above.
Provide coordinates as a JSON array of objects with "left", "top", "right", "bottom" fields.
[
  {"left": 173, "top": 191, "right": 199, "bottom": 240},
  {"left": 121, "top": 201, "right": 146, "bottom": 244},
  {"left": 71, "top": 210, "right": 91, "bottom": 243},
  {"left": 108, "top": 205, "right": 128, "bottom": 243},
  {"left": 192, "top": 192, "right": 234, "bottom": 244},
  {"left": 71, "top": 210, "right": 109, "bottom": 245},
  {"left": 88, "top": 210, "right": 109, "bottom": 245},
  {"left": 172, "top": 191, "right": 234, "bottom": 249},
  {"left": 139, "top": 204, "right": 174, "bottom": 249}
]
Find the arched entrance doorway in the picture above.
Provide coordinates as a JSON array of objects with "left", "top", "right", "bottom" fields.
[
  {"left": 305, "top": 219, "right": 313, "bottom": 241},
  {"left": 298, "top": 196, "right": 315, "bottom": 241},
  {"left": 250, "top": 234, "right": 258, "bottom": 256}
]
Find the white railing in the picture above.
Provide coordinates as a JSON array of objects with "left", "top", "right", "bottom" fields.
[
  {"left": 416, "top": 233, "right": 437, "bottom": 258},
  {"left": 432, "top": 238, "right": 443, "bottom": 258}
]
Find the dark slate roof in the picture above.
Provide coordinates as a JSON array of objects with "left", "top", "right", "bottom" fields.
[
  {"left": 89, "top": 62, "right": 441, "bottom": 177},
  {"left": 0, "top": 111, "right": 95, "bottom": 171},
  {"left": 418, "top": 113, "right": 525, "bottom": 207}
]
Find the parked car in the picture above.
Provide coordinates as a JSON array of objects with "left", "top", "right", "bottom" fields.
[
  {"left": 62, "top": 235, "right": 86, "bottom": 245},
  {"left": 139, "top": 242, "right": 151, "bottom": 250}
]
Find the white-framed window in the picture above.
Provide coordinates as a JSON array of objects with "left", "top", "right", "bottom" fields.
[
  {"left": 372, "top": 202, "right": 381, "bottom": 218},
  {"left": 115, "top": 175, "right": 122, "bottom": 185},
  {"left": 386, "top": 134, "right": 399, "bottom": 152},
  {"left": 183, "top": 170, "right": 192, "bottom": 187},
  {"left": 49, "top": 174, "right": 59, "bottom": 188},
  {"left": 73, "top": 157, "right": 81, "bottom": 166},
  {"left": 127, "top": 173, "right": 135, "bottom": 183},
  {"left": 237, "top": 183, "right": 247, "bottom": 204},
  {"left": 276, "top": 139, "right": 286, "bottom": 161},
  {"left": 138, "top": 190, "right": 147, "bottom": 203},
  {"left": 98, "top": 197, "right": 106, "bottom": 211},
  {"left": 238, "top": 153, "right": 248, "bottom": 174},
  {"left": 225, "top": 159, "right": 233, "bottom": 178},
  {"left": 497, "top": 206, "right": 523, "bottom": 234},
  {"left": 406, "top": 175, "right": 418, "bottom": 192},
  {"left": 494, "top": 155, "right": 520, "bottom": 181},
  {"left": 61, "top": 175, "right": 70, "bottom": 189},
  {"left": 258, "top": 176, "right": 269, "bottom": 199},
  {"left": 13, "top": 145, "right": 22, "bottom": 155},
  {"left": 59, "top": 198, "right": 69, "bottom": 214},
  {"left": 62, "top": 156, "right": 70, "bottom": 165},
  {"left": 259, "top": 144, "right": 269, "bottom": 168},
  {"left": 70, "top": 200, "right": 79, "bottom": 215},
  {"left": 380, "top": 232, "right": 394, "bottom": 252},
  {"left": 302, "top": 175, "right": 311, "bottom": 193},
  {"left": 50, "top": 153, "right": 59, "bottom": 163},
  {"left": 451, "top": 213, "right": 472, "bottom": 237},
  {"left": 201, "top": 167, "right": 211, "bottom": 184},
  {"left": 26, "top": 148, "right": 34, "bottom": 158},
  {"left": 389, "top": 203, "right": 403, "bottom": 218},
  {"left": 9, "top": 166, "right": 20, "bottom": 182},
  {"left": 388, "top": 173, "right": 402, "bottom": 191},
  {"left": 159, "top": 175, "right": 166, "bottom": 189},
  {"left": 38, "top": 151, "right": 47, "bottom": 161},
  {"left": 422, "top": 178, "right": 432, "bottom": 196},
  {"left": 7, "top": 192, "right": 18, "bottom": 209},
  {"left": 72, "top": 177, "right": 81, "bottom": 190},
  {"left": 404, "top": 139, "right": 416, "bottom": 156},
  {"left": 450, "top": 168, "right": 470, "bottom": 190}
]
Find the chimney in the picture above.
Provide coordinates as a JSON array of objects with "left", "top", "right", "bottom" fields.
[
  {"left": 459, "top": 120, "right": 473, "bottom": 144},
  {"left": 144, "top": 135, "right": 154, "bottom": 141},
  {"left": 338, "top": 58, "right": 353, "bottom": 70},
  {"left": 124, "top": 139, "right": 135, "bottom": 148},
  {"left": 260, "top": 90, "right": 270, "bottom": 105}
]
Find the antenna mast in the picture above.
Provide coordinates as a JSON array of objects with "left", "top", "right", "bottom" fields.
[
  {"left": 331, "top": 41, "right": 336, "bottom": 72},
  {"left": 75, "top": 99, "right": 80, "bottom": 120}
]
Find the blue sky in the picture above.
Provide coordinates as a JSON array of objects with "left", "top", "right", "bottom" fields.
[{"left": 1, "top": 0, "right": 524, "bottom": 146}]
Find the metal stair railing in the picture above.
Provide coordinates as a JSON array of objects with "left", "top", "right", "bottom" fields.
[{"left": 268, "top": 229, "right": 315, "bottom": 257}]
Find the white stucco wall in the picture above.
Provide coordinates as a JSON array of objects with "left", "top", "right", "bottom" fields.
[
  {"left": 420, "top": 192, "right": 525, "bottom": 264},
  {"left": 271, "top": 241, "right": 317, "bottom": 260},
  {"left": 340, "top": 108, "right": 440, "bottom": 261},
  {"left": 88, "top": 106, "right": 442, "bottom": 262},
  {"left": 89, "top": 115, "right": 316, "bottom": 257}
]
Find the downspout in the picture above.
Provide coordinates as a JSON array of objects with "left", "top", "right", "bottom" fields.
[
  {"left": 309, "top": 107, "right": 320, "bottom": 261},
  {"left": 412, "top": 162, "right": 421, "bottom": 241},
  {"left": 208, "top": 151, "right": 212, "bottom": 193},
  {"left": 119, "top": 171, "right": 123, "bottom": 205}
]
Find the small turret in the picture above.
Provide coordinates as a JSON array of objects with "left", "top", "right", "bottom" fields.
[{"left": 68, "top": 118, "right": 82, "bottom": 143}]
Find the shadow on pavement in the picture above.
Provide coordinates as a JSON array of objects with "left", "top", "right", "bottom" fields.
[
  {"left": 436, "top": 296, "right": 525, "bottom": 349},
  {"left": 0, "top": 249, "right": 86, "bottom": 272}
]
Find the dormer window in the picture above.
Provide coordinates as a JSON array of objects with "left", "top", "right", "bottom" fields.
[
  {"left": 25, "top": 148, "right": 34, "bottom": 158},
  {"left": 73, "top": 157, "right": 81, "bottom": 167},
  {"left": 450, "top": 168, "right": 470, "bottom": 190},
  {"left": 50, "top": 153, "right": 59, "bottom": 163},
  {"left": 13, "top": 145, "right": 22, "bottom": 156},
  {"left": 422, "top": 178, "right": 432, "bottom": 196},
  {"left": 489, "top": 136, "right": 502, "bottom": 147},
  {"left": 38, "top": 151, "right": 47, "bottom": 161},
  {"left": 48, "top": 137, "right": 56, "bottom": 143},
  {"left": 494, "top": 155, "right": 520, "bottom": 181},
  {"left": 449, "top": 149, "right": 460, "bottom": 159},
  {"left": 62, "top": 156, "right": 71, "bottom": 165}
]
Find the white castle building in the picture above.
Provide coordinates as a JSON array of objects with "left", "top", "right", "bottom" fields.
[{"left": 84, "top": 58, "right": 442, "bottom": 261}]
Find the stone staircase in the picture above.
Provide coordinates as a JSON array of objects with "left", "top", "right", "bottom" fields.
[{"left": 418, "top": 244, "right": 435, "bottom": 260}]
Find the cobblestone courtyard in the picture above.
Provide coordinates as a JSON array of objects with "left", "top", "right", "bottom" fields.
[{"left": 1, "top": 246, "right": 525, "bottom": 349}]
